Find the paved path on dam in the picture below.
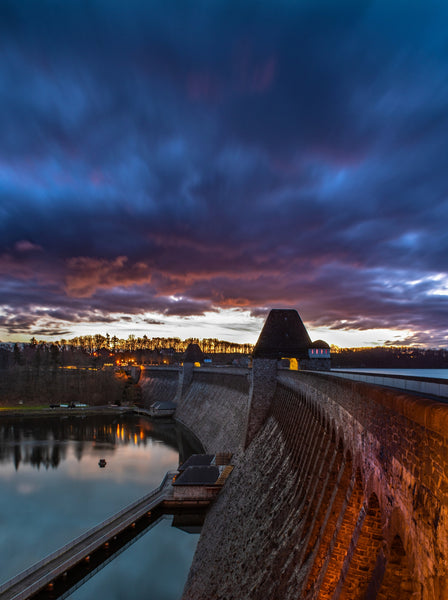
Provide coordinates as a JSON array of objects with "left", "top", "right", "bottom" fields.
[
  {"left": 0, "top": 472, "right": 181, "bottom": 600},
  {"left": 322, "top": 369, "right": 448, "bottom": 400}
]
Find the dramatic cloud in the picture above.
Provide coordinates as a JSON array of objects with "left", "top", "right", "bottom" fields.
[{"left": 1, "top": 0, "right": 448, "bottom": 345}]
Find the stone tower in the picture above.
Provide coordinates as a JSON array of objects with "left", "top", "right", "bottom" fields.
[
  {"left": 245, "top": 309, "right": 314, "bottom": 447},
  {"left": 175, "top": 343, "right": 204, "bottom": 403}
]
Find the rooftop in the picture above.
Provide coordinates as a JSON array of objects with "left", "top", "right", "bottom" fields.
[
  {"left": 173, "top": 465, "right": 220, "bottom": 486},
  {"left": 183, "top": 343, "right": 204, "bottom": 363},
  {"left": 253, "top": 309, "right": 313, "bottom": 359},
  {"left": 178, "top": 454, "right": 215, "bottom": 472},
  {"left": 311, "top": 339, "right": 330, "bottom": 349}
]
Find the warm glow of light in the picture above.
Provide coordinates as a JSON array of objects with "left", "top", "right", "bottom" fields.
[{"left": 289, "top": 358, "right": 299, "bottom": 370}]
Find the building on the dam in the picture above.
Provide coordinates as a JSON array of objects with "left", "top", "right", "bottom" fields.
[
  {"left": 137, "top": 308, "right": 448, "bottom": 599},
  {"left": 183, "top": 343, "right": 204, "bottom": 365},
  {"left": 253, "top": 308, "right": 331, "bottom": 371}
]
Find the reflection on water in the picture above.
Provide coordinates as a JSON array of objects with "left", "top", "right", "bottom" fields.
[
  {"left": 0, "top": 413, "right": 199, "bottom": 471},
  {"left": 0, "top": 413, "right": 201, "bottom": 598},
  {"left": 75, "top": 518, "right": 199, "bottom": 600}
]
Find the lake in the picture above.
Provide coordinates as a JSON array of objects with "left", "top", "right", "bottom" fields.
[{"left": 0, "top": 413, "right": 200, "bottom": 599}]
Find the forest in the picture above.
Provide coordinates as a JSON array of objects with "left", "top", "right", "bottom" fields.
[
  {"left": 331, "top": 346, "right": 448, "bottom": 369},
  {"left": 1, "top": 337, "right": 447, "bottom": 371}
]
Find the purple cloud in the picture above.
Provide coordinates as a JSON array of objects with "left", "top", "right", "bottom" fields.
[{"left": 1, "top": 0, "right": 448, "bottom": 345}]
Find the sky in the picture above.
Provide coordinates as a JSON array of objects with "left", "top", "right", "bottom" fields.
[{"left": 1, "top": 0, "right": 448, "bottom": 348}]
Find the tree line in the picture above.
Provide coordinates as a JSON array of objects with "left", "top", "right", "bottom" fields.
[
  {"left": 331, "top": 346, "right": 448, "bottom": 369},
  {"left": 0, "top": 334, "right": 254, "bottom": 370},
  {"left": 2, "top": 338, "right": 447, "bottom": 371},
  {"left": 29, "top": 334, "right": 254, "bottom": 355}
]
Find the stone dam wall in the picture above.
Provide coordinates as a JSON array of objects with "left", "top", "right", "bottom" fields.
[
  {"left": 175, "top": 367, "right": 250, "bottom": 454},
  {"left": 139, "top": 366, "right": 180, "bottom": 406},
  {"left": 7, "top": 362, "right": 444, "bottom": 597},
  {"left": 179, "top": 367, "right": 448, "bottom": 600}
]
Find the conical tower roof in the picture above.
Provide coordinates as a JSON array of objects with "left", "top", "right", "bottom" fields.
[
  {"left": 253, "top": 309, "right": 312, "bottom": 359},
  {"left": 183, "top": 343, "right": 204, "bottom": 363}
]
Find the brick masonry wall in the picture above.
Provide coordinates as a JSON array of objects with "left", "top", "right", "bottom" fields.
[
  {"left": 182, "top": 370, "right": 448, "bottom": 600},
  {"left": 278, "top": 371, "right": 448, "bottom": 598}
]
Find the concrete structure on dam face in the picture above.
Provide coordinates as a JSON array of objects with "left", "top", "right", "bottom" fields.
[{"left": 138, "top": 309, "right": 448, "bottom": 599}]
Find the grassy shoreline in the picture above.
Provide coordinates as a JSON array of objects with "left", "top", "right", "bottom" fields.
[{"left": 0, "top": 405, "right": 130, "bottom": 417}]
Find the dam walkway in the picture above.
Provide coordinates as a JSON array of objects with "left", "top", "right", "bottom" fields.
[
  {"left": 321, "top": 369, "right": 448, "bottom": 400},
  {"left": 0, "top": 471, "right": 216, "bottom": 600}
]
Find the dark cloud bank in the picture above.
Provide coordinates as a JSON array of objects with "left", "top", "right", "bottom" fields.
[{"left": 1, "top": 0, "right": 448, "bottom": 346}]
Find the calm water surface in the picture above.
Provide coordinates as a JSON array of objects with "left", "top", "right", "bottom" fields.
[{"left": 0, "top": 413, "right": 200, "bottom": 599}]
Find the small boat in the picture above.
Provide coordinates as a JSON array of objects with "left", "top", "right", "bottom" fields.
[{"left": 98, "top": 459, "right": 107, "bottom": 468}]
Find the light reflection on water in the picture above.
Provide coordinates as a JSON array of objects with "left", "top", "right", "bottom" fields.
[{"left": 0, "top": 414, "right": 200, "bottom": 598}]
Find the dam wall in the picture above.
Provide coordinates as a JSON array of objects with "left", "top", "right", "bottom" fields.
[
  {"left": 139, "top": 366, "right": 180, "bottom": 406},
  {"left": 182, "top": 369, "right": 448, "bottom": 600},
  {"left": 175, "top": 367, "right": 250, "bottom": 454}
]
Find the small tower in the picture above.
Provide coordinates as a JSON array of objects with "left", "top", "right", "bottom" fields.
[
  {"left": 175, "top": 343, "right": 204, "bottom": 402},
  {"left": 183, "top": 343, "right": 204, "bottom": 365},
  {"left": 305, "top": 340, "right": 331, "bottom": 370},
  {"left": 245, "top": 309, "right": 331, "bottom": 446},
  {"left": 253, "top": 309, "right": 312, "bottom": 361},
  {"left": 245, "top": 309, "right": 312, "bottom": 447}
]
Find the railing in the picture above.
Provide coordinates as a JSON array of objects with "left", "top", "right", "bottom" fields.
[
  {"left": 140, "top": 365, "right": 180, "bottom": 372},
  {"left": 311, "top": 370, "right": 448, "bottom": 400},
  {"left": 0, "top": 471, "right": 175, "bottom": 600}
]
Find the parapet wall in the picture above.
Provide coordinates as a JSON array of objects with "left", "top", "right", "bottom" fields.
[{"left": 183, "top": 370, "right": 448, "bottom": 600}]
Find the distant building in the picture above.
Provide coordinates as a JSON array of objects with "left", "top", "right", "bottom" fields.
[{"left": 183, "top": 343, "right": 204, "bottom": 365}]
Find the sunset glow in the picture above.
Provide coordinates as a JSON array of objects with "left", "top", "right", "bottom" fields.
[{"left": 1, "top": 1, "right": 447, "bottom": 348}]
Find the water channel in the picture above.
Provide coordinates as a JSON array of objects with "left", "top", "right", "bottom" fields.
[{"left": 0, "top": 412, "right": 201, "bottom": 599}]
